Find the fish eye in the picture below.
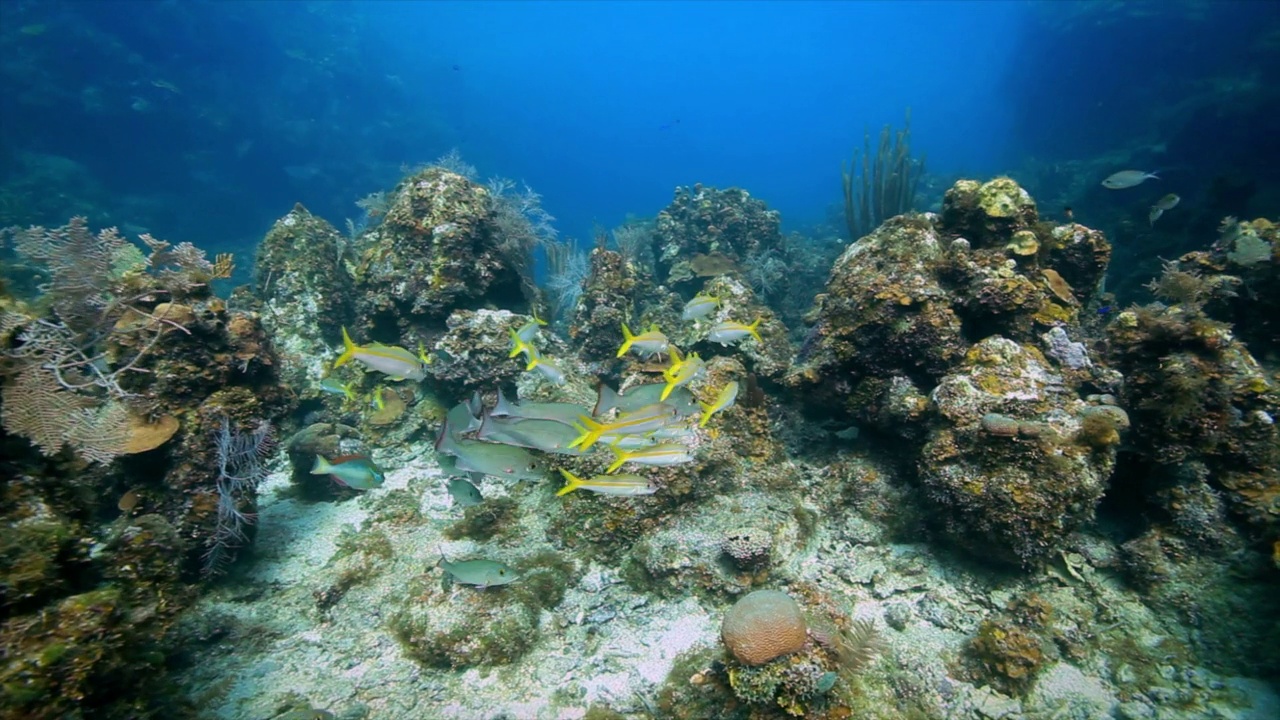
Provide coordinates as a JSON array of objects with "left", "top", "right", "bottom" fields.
[{"left": 499, "top": 569, "right": 506, "bottom": 575}]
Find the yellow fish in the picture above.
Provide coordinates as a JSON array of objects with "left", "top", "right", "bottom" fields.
[
  {"left": 569, "top": 403, "right": 680, "bottom": 450},
  {"left": 660, "top": 347, "right": 705, "bottom": 401},
  {"left": 556, "top": 469, "right": 656, "bottom": 497},
  {"left": 699, "top": 380, "right": 740, "bottom": 427},
  {"left": 605, "top": 442, "right": 695, "bottom": 473},
  {"left": 706, "top": 318, "right": 762, "bottom": 346},
  {"left": 617, "top": 322, "right": 670, "bottom": 358},
  {"left": 334, "top": 327, "right": 428, "bottom": 381}
]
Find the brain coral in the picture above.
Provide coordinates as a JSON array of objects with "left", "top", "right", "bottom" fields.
[{"left": 721, "top": 589, "right": 808, "bottom": 666}]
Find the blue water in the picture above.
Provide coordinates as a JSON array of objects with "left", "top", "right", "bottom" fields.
[{"left": 1, "top": 0, "right": 1277, "bottom": 255}]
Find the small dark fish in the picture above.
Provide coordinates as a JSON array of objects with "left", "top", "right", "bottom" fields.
[
  {"left": 447, "top": 476, "right": 483, "bottom": 507},
  {"left": 1097, "top": 305, "right": 1112, "bottom": 316},
  {"left": 452, "top": 64, "right": 461, "bottom": 71},
  {"left": 1063, "top": 206, "right": 1074, "bottom": 222}
]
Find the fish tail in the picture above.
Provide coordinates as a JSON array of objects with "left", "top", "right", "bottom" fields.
[
  {"left": 508, "top": 328, "right": 531, "bottom": 359},
  {"left": 616, "top": 322, "right": 635, "bottom": 357},
  {"left": 698, "top": 401, "right": 715, "bottom": 428},
  {"left": 747, "top": 317, "right": 763, "bottom": 343},
  {"left": 660, "top": 379, "right": 676, "bottom": 402},
  {"left": 605, "top": 444, "right": 630, "bottom": 474},
  {"left": 310, "top": 455, "right": 332, "bottom": 475},
  {"left": 569, "top": 415, "right": 604, "bottom": 449},
  {"left": 593, "top": 383, "right": 619, "bottom": 416},
  {"left": 555, "top": 468, "right": 582, "bottom": 496},
  {"left": 334, "top": 327, "right": 357, "bottom": 368},
  {"left": 525, "top": 352, "right": 541, "bottom": 372},
  {"left": 341, "top": 383, "right": 356, "bottom": 401}
]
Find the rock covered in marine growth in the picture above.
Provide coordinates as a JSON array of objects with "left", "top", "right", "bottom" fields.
[
  {"left": 787, "top": 178, "right": 1119, "bottom": 564},
  {"left": 352, "top": 167, "right": 525, "bottom": 336},
  {"left": 571, "top": 247, "right": 639, "bottom": 364},
  {"left": 429, "top": 309, "right": 542, "bottom": 394},
  {"left": 1107, "top": 259, "right": 1280, "bottom": 546},
  {"left": 721, "top": 589, "right": 808, "bottom": 666},
  {"left": 921, "top": 337, "right": 1120, "bottom": 564},
  {"left": 654, "top": 184, "right": 783, "bottom": 288},
  {"left": 254, "top": 203, "right": 355, "bottom": 392}
]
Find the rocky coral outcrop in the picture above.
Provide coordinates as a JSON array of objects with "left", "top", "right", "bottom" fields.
[
  {"left": 654, "top": 184, "right": 783, "bottom": 289},
  {"left": 255, "top": 203, "right": 354, "bottom": 391},
  {"left": 920, "top": 337, "right": 1119, "bottom": 564},
  {"left": 351, "top": 167, "right": 525, "bottom": 338}
]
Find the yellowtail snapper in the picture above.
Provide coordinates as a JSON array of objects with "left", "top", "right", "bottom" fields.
[
  {"left": 605, "top": 442, "right": 695, "bottom": 473},
  {"left": 556, "top": 468, "right": 657, "bottom": 497},
  {"left": 617, "top": 322, "right": 671, "bottom": 359},
  {"left": 681, "top": 293, "right": 721, "bottom": 321},
  {"left": 333, "top": 326, "right": 429, "bottom": 381},
  {"left": 699, "top": 380, "right": 739, "bottom": 427},
  {"left": 705, "top": 318, "right": 763, "bottom": 346}
]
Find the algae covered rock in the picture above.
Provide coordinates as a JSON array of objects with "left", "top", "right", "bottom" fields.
[
  {"left": 941, "top": 177, "right": 1039, "bottom": 248},
  {"left": 255, "top": 202, "right": 354, "bottom": 363},
  {"left": 353, "top": 167, "right": 525, "bottom": 336},
  {"left": 921, "top": 337, "right": 1117, "bottom": 565},
  {"left": 654, "top": 184, "right": 783, "bottom": 287}
]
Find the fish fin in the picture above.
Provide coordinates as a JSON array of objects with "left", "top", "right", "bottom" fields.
[
  {"left": 617, "top": 322, "right": 635, "bottom": 357},
  {"left": 494, "top": 388, "right": 515, "bottom": 416},
  {"left": 747, "top": 317, "right": 763, "bottom": 343},
  {"left": 605, "top": 443, "right": 630, "bottom": 474},
  {"left": 1148, "top": 171, "right": 1160, "bottom": 180},
  {"left": 569, "top": 415, "right": 604, "bottom": 449},
  {"left": 659, "top": 379, "right": 676, "bottom": 402},
  {"left": 525, "top": 354, "right": 540, "bottom": 372},
  {"left": 417, "top": 341, "right": 433, "bottom": 366},
  {"left": 310, "top": 455, "right": 332, "bottom": 475},
  {"left": 341, "top": 383, "right": 356, "bottom": 401},
  {"left": 532, "top": 310, "right": 548, "bottom": 326},
  {"left": 593, "top": 383, "right": 618, "bottom": 416},
  {"left": 334, "top": 327, "right": 357, "bottom": 368},
  {"left": 555, "top": 468, "right": 582, "bottom": 496},
  {"left": 698, "top": 401, "right": 714, "bottom": 428},
  {"left": 508, "top": 328, "right": 530, "bottom": 359}
]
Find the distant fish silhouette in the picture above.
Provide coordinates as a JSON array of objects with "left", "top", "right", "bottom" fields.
[
  {"left": 452, "top": 64, "right": 462, "bottom": 71},
  {"left": 659, "top": 118, "right": 681, "bottom": 131}
]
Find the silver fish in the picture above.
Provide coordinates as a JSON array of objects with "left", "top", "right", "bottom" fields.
[
  {"left": 438, "top": 555, "right": 519, "bottom": 588},
  {"left": 681, "top": 294, "right": 720, "bottom": 321},
  {"left": 492, "top": 389, "right": 590, "bottom": 425},
  {"left": 594, "top": 383, "right": 698, "bottom": 418},
  {"left": 439, "top": 433, "right": 546, "bottom": 480},
  {"left": 447, "top": 476, "right": 483, "bottom": 507},
  {"left": 476, "top": 410, "right": 587, "bottom": 456},
  {"left": 1101, "top": 170, "right": 1159, "bottom": 189}
]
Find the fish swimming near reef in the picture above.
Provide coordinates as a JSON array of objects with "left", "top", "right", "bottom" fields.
[
  {"left": 311, "top": 454, "right": 385, "bottom": 490},
  {"left": 705, "top": 318, "right": 763, "bottom": 346},
  {"left": 1101, "top": 170, "right": 1159, "bottom": 189},
  {"left": 447, "top": 476, "right": 483, "bottom": 507},
  {"left": 493, "top": 388, "right": 591, "bottom": 425},
  {"left": 556, "top": 469, "right": 657, "bottom": 497},
  {"left": 438, "top": 554, "right": 519, "bottom": 588},
  {"left": 699, "top": 380, "right": 740, "bottom": 427},
  {"left": 617, "top": 322, "right": 671, "bottom": 359},
  {"left": 605, "top": 441, "right": 695, "bottom": 473},
  {"left": 436, "top": 425, "right": 547, "bottom": 480},
  {"left": 476, "top": 410, "right": 587, "bottom": 455},
  {"left": 333, "top": 327, "right": 429, "bottom": 381},
  {"left": 660, "top": 348, "right": 706, "bottom": 401},
  {"left": 570, "top": 402, "right": 682, "bottom": 450},
  {"left": 508, "top": 329, "right": 567, "bottom": 384},
  {"left": 318, "top": 377, "right": 356, "bottom": 401},
  {"left": 682, "top": 293, "right": 721, "bottom": 322},
  {"left": 594, "top": 383, "right": 698, "bottom": 418},
  {"left": 514, "top": 313, "right": 547, "bottom": 343},
  {"left": 1148, "top": 193, "right": 1181, "bottom": 226}
]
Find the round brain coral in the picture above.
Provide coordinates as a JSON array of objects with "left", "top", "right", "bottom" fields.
[{"left": 721, "top": 590, "right": 808, "bottom": 666}]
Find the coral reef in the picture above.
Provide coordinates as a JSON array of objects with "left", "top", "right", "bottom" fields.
[
  {"left": 654, "top": 184, "right": 784, "bottom": 289},
  {"left": 351, "top": 167, "right": 526, "bottom": 338}
]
